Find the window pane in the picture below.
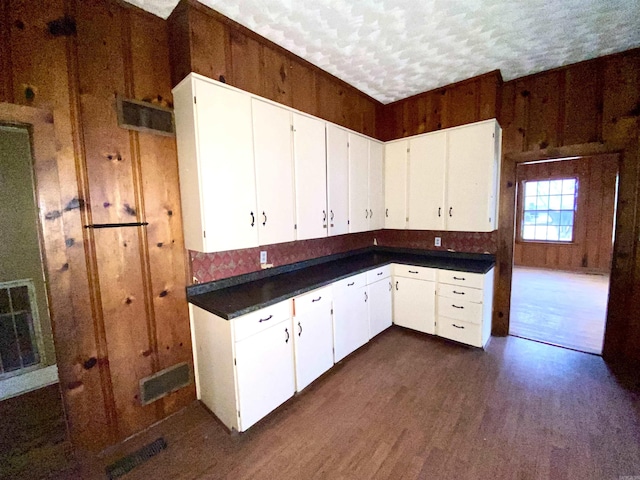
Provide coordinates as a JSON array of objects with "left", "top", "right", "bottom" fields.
[
  {"left": 0, "top": 314, "right": 21, "bottom": 372},
  {"left": 535, "top": 213, "right": 549, "bottom": 225},
  {"left": 0, "top": 289, "right": 9, "bottom": 315},
  {"left": 522, "top": 225, "right": 535, "bottom": 239},
  {"left": 546, "top": 227, "right": 559, "bottom": 241},
  {"left": 561, "top": 194, "right": 575, "bottom": 210},
  {"left": 560, "top": 211, "right": 574, "bottom": 226},
  {"left": 10, "top": 286, "right": 30, "bottom": 312},
  {"left": 536, "top": 196, "right": 549, "bottom": 210},
  {"left": 549, "top": 195, "right": 561, "bottom": 210},
  {"left": 549, "top": 180, "right": 563, "bottom": 195},
  {"left": 537, "top": 181, "right": 550, "bottom": 195},
  {"left": 559, "top": 225, "right": 573, "bottom": 241},
  {"left": 524, "top": 196, "right": 538, "bottom": 211},
  {"left": 548, "top": 211, "right": 561, "bottom": 225},
  {"left": 15, "top": 312, "right": 38, "bottom": 367},
  {"left": 525, "top": 181, "right": 538, "bottom": 197},
  {"left": 562, "top": 179, "right": 576, "bottom": 194},
  {"left": 523, "top": 212, "right": 536, "bottom": 225},
  {"left": 535, "top": 226, "right": 548, "bottom": 240}
]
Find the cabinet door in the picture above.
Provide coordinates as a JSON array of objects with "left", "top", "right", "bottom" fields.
[
  {"left": 293, "top": 113, "right": 327, "bottom": 240},
  {"left": 252, "top": 99, "right": 295, "bottom": 245},
  {"left": 368, "top": 278, "right": 392, "bottom": 339},
  {"left": 333, "top": 286, "right": 369, "bottom": 362},
  {"left": 446, "top": 121, "right": 497, "bottom": 232},
  {"left": 408, "top": 132, "right": 446, "bottom": 230},
  {"left": 293, "top": 301, "right": 334, "bottom": 391},
  {"left": 326, "top": 125, "right": 349, "bottom": 236},
  {"left": 384, "top": 140, "right": 408, "bottom": 229},
  {"left": 368, "top": 140, "right": 385, "bottom": 230},
  {"left": 393, "top": 277, "right": 435, "bottom": 334},
  {"left": 235, "top": 319, "right": 295, "bottom": 431},
  {"left": 348, "top": 133, "right": 369, "bottom": 233},
  {"left": 183, "top": 79, "right": 258, "bottom": 252}
]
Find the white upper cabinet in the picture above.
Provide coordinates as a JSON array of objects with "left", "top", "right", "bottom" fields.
[
  {"left": 252, "top": 99, "right": 296, "bottom": 246},
  {"left": 348, "top": 133, "right": 370, "bottom": 233},
  {"left": 173, "top": 75, "right": 258, "bottom": 252},
  {"left": 384, "top": 140, "right": 408, "bottom": 229},
  {"left": 368, "top": 140, "right": 385, "bottom": 230},
  {"left": 326, "top": 124, "right": 350, "bottom": 237},
  {"left": 407, "top": 131, "right": 446, "bottom": 230},
  {"left": 293, "top": 113, "right": 328, "bottom": 241},
  {"left": 446, "top": 120, "right": 501, "bottom": 232}
]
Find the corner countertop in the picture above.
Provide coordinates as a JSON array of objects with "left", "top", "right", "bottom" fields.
[{"left": 187, "top": 247, "right": 495, "bottom": 320}]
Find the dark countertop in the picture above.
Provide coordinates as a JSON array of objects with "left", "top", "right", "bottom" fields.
[{"left": 187, "top": 247, "right": 495, "bottom": 320}]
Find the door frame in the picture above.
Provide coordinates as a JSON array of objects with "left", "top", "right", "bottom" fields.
[{"left": 492, "top": 133, "right": 640, "bottom": 364}]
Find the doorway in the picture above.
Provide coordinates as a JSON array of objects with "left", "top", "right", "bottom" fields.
[{"left": 508, "top": 154, "right": 619, "bottom": 354}]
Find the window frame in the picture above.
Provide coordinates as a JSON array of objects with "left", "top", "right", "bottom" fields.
[{"left": 516, "top": 177, "right": 579, "bottom": 245}]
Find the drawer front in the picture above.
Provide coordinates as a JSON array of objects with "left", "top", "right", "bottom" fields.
[
  {"left": 438, "top": 283, "right": 483, "bottom": 303},
  {"left": 438, "top": 270, "right": 484, "bottom": 289},
  {"left": 293, "top": 286, "right": 332, "bottom": 316},
  {"left": 437, "top": 318, "right": 482, "bottom": 348},
  {"left": 392, "top": 264, "right": 436, "bottom": 281},
  {"left": 234, "top": 300, "right": 292, "bottom": 342},
  {"left": 333, "top": 272, "right": 367, "bottom": 296},
  {"left": 437, "top": 296, "right": 483, "bottom": 324},
  {"left": 366, "top": 265, "right": 391, "bottom": 284}
]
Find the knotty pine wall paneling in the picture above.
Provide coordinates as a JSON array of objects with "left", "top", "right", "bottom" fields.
[
  {"left": 167, "top": 0, "right": 381, "bottom": 137},
  {"left": 496, "top": 48, "right": 640, "bottom": 364},
  {"left": 1, "top": 0, "right": 194, "bottom": 452}
]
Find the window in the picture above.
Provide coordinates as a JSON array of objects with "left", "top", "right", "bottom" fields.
[
  {"left": 0, "top": 279, "right": 43, "bottom": 378},
  {"left": 521, "top": 178, "right": 577, "bottom": 242}
]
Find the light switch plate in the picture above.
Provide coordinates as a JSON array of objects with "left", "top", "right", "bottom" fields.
[
  {"left": 260, "top": 251, "right": 267, "bottom": 264},
  {"left": 434, "top": 237, "right": 442, "bottom": 247}
]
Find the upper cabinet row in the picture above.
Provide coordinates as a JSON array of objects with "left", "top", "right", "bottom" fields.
[
  {"left": 385, "top": 119, "right": 502, "bottom": 232},
  {"left": 173, "top": 73, "right": 383, "bottom": 253}
]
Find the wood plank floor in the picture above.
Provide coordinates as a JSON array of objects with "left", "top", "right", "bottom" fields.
[
  {"left": 65, "top": 327, "right": 640, "bottom": 480},
  {"left": 509, "top": 266, "right": 609, "bottom": 354}
]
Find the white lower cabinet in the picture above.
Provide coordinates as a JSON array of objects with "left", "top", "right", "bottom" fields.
[
  {"left": 292, "top": 286, "right": 334, "bottom": 392},
  {"left": 366, "top": 266, "right": 392, "bottom": 339},
  {"left": 190, "top": 301, "right": 294, "bottom": 433},
  {"left": 332, "top": 273, "right": 369, "bottom": 362},
  {"left": 392, "top": 264, "right": 436, "bottom": 335}
]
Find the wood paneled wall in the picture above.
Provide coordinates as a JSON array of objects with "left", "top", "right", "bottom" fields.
[
  {"left": 167, "top": 0, "right": 381, "bottom": 138},
  {"left": 376, "top": 70, "right": 502, "bottom": 141},
  {"left": 495, "top": 48, "right": 640, "bottom": 364},
  {"left": 0, "top": 0, "right": 194, "bottom": 452},
  {"left": 513, "top": 155, "right": 618, "bottom": 274}
]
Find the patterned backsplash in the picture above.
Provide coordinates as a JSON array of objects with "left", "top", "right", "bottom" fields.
[{"left": 190, "top": 229, "right": 497, "bottom": 284}]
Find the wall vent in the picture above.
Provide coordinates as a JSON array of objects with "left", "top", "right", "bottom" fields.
[
  {"left": 139, "top": 362, "right": 190, "bottom": 406},
  {"left": 116, "top": 95, "right": 175, "bottom": 136}
]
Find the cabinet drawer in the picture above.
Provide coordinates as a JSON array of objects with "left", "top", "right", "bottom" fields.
[
  {"left": 366, "top": 265, "right": 391, "bottom": 284},
  {"left": 438, "top": 270, "right": 484, "bottom": 289},
  {"left": 333, "top": 272, "right": 367, "bottom": 296},
  {"left": 392, "top": 264, "right": 436, "bottom": 281},
  {"left": 437, "top": 318, "right": 481, "bottom": 347},
  {"left": 438, "top": 283, "right": 483, "bottom": 303},
  {"left": 437, "top": 296, "right": 482, "bottom": 324},
  {"left": 293, "top": 286, "right": 332, "bottom": 316},
  {"left": 233, "top": 300, "right": 292, "bottom": 342}
]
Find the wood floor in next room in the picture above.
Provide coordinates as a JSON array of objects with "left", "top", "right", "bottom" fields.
[
  {"left": 510, "top": 266, "right": 609, "bottom": 354},
  {"left": 73, "top": 326, "right": 640, "bottom": 480}
]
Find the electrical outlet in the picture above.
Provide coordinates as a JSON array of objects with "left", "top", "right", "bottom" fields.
[
  {"left": 434, "top": 237, "right": 442, "bottom": 247},
  {"left": 260, "top": 251, "right": 267, "bottom": 264}
]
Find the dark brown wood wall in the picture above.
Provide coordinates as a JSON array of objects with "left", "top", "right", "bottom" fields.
[
  {"left": 513, "top": 155, "right": 618, "bottom": 274},
  {"left": 376, "top": 70, "right": 502, "bottom": 141},
  {"left": 0, "top": 0, "right": 194, "bottom": 452},
  {"left": 496, "top": 49, "right": 640, "bottom": 364},
  {"left": 167, "top": 0, "right": 380, "bottom": 138}
]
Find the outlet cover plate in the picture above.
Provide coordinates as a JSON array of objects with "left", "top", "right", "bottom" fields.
[
  {"left": 260, "top": 251, "right": 267, "bottom": 264},
  {"left": 434, "top": 237, "right": 442, "bottom": 247}
]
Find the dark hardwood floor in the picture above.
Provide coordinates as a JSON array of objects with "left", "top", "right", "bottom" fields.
[
  {"left": 509, "top": 266, "right": 609, "bottom": 354},
  {"left": 64, "top": 326, "right": 640, "bottom": 480}
]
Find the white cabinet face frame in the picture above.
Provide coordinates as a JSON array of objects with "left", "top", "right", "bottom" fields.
[
  {"left": 293, "top": 113, "right": 328, "bottom": 241},
  {"left": 326, "top": 124, "right": 350, "bottom": 236}
]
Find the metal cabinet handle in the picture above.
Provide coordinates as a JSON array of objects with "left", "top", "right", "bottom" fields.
[
  {"left": 449, "top": 207, "right": 453, "bottom": 217},
  {"left": 452, "top": 305, "right": 464, "bottom": 309},
  {"left": 298, "top": 321, "right": 302, "bottom": 336},
  {"left": 453, "top": 290, "right": 465, "bottom": 295},
  {"left": 262, "top": 211, "right": 267, "bottom": 226},
  {"left": 377, "top": 272, "right": 383, "bottom": 276},
  {"left": 395, "top": 281, "right": 399, "bottom": 291},
  {"left": 365, "top": 209, "right": 369, "bottom": 219},
  {"left": 250, "top": 211, "right": 255, "bottom": 227},
  {"left": 347, "top": 282, "right": 355, "bottom": 286},
  {"left": 408, "top": 270, "right": 419, "bottom": 274},
  {"left": 453, "top": 276, "right": 466, "bottom": 281},
  {"left": 259, "top": 315, "right": 273, "bottom": 323},
  {"left": 323, "top": 210, "right": 327, "bottom": 222},
  {"left": 311, "top": 296, "right": 322, "bottom": 302},
  {"left": 369, "top": 209, "right": 373, "bottom": 218},
  {"left": 389, "top": 281, "right": 392, "bottom": 291},
  {"left": 438, "top": 207, "right": 441, "bottom": 217},
  {"left": 285, "top": 328, "right": 290, "bottom": 343},
  {"left": 364, "top": 291, "right": 368, "bottom": 302},
  {"left": 330, "top": 210, "right": 334, "bottom": 221},
  {"left": 385, "top": 208, "right": 389, "bottom": 218},
  {"left": 452, "top": 324, "right": 465, "bottom": 329}
]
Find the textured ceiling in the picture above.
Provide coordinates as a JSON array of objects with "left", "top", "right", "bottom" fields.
[{"left": 124, "top": 0, "right": 640, "bottom": 104}]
